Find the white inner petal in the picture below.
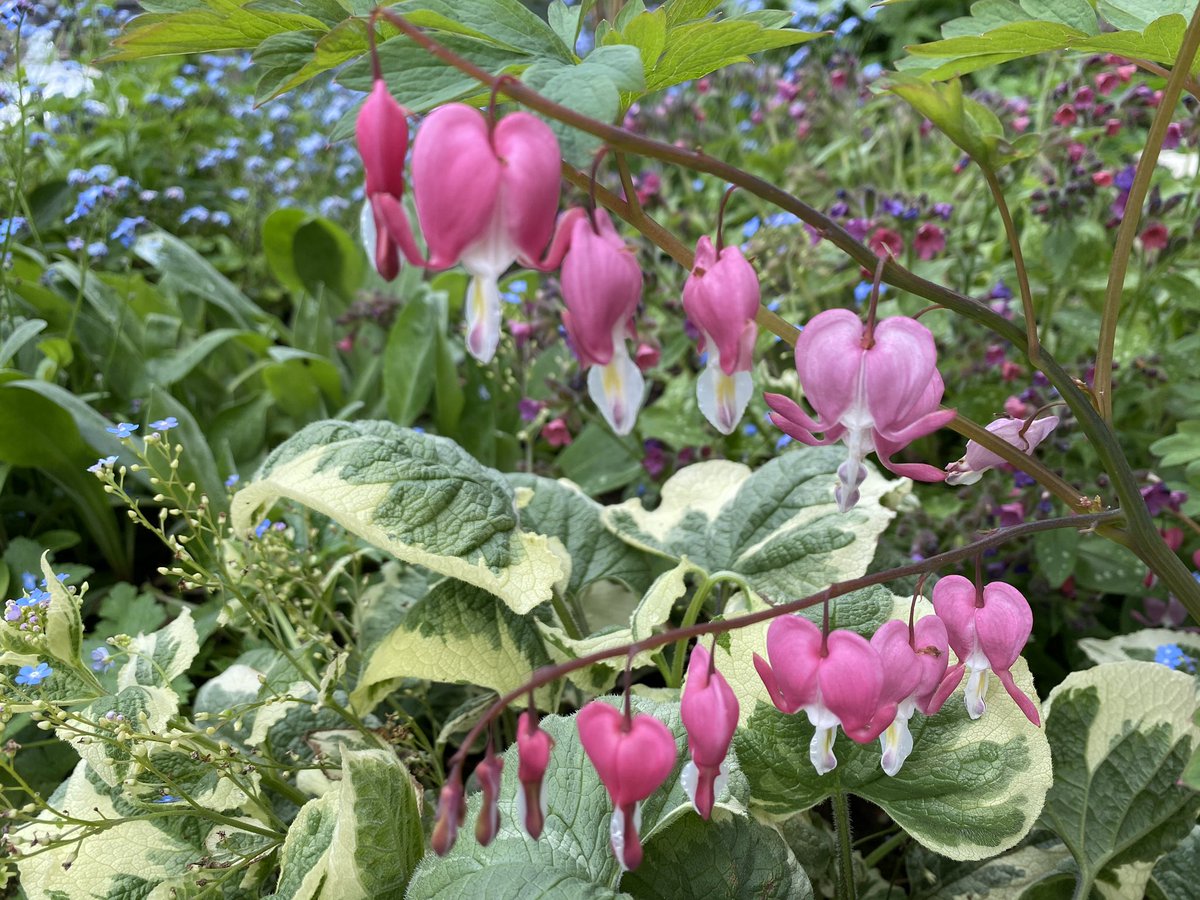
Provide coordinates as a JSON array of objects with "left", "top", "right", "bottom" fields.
[
  {"left": 360, "top": 199, "right": 378, "bottom": 267},
  {"left": 587, "top": 339, "right": 645, "bottom": 435},
  {"left": 697, "top": 351, "right": 753, "bottom": 435},
  {"left": 464, "top": 274, "right": 502, "bottom": 363},
  {"left": 879, "top": 711, "right": 915, "bottom": 776}
]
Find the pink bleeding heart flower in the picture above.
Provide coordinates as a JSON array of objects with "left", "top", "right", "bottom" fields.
[
  {"left": 753, "top": 616, "right": 887, "bottom": 775},
  {"left": 869, "top": 617, "right": 949, "bottom": 776},
  {"left": 516, "top": 710, "right": 554, "bottom": 840},
  {"left": 930, "top": 575, "right": 1040, "bottom": 726},
  {"left": 356, "top": 79, "right": 424, "bottom": 282},
  {"left": 411, "top": 103, "right": 573, "bottom": 363},
  {"left": 561, "top": 209, "right": 645, "bottom": 435},
  {"left": 680, "top": 643, "right": 739, "bottom": 819},
  {"left": 682, "top": 236, "right": 760, "bottom": 434},
  {"left": 944, "top": 415, "right": 1060, "bottom": 486},
  {"left": 473, "top": 749, "right": 504, "bottom": 847},
  {"left": 577, "top": 701, "right": 676, "bottom": 871},
  {"left": 764, "top": 309, "right": 956, "bottom": 511}
]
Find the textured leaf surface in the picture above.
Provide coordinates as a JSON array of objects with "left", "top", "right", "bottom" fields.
[
  {"left": 603, "top": 449, "right": 897, "bottom": 599},
  {"left": 1077, "top": 627, "right": 1200, "bottom": 666},
  {"left": 231, "top": 420, "right": 564, "bottom": 614},
  {"left": 509, "top": 473, "right": 654, "bottom": 599},
  {"left": 1039, "top": 662, "right": 1200, "bottom": 899},
  {"left": 732, "top": 600, "right": 1052, "bottom": 861},
  {"left": 352, "top": 579, "right": 553, "bottom": 713},
  {"left": 117, "top": 607, "right": 199, "bottom": 691},
  {"left": 622, "top": 813, "right": 814, "bottom": 899},
  {"left": 407, "top": 697, "right": 752, "bottom": 898}
]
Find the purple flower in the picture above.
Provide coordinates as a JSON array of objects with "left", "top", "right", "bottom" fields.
[
  {"left": 518, "top": 398, "right": 544, "bottom": 422},
  {"left": 91, "top": 646, "right": 114, "bottom": 672}
]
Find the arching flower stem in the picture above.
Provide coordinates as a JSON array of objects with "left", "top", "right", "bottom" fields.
[{"left": 444, "top": 511, "right": 1121, "bottom": 778}]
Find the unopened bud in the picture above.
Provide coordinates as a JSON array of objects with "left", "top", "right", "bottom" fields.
[
  {"left": 516, "top": 710, "right": 554, "bottom": 840},
  {"left": 474, "top": 751, "right": 504, "bottom": 847},
  {"left": 431, "top": 766, "right": 466, "bottom": 856}
]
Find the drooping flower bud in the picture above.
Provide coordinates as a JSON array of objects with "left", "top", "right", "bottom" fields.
[
  {"left": 411, "top": 104, "right": 570, "bottom": 362},
  {"left": 577, "top": 701, "right": 676, "bottom": 870},
  {"left": 869, "top": 616, "right": 948, "bottom": 775},
  {"left": 753, "top": 616, "right": 887, "bottom": 775},
  {"left": 944, "top": 415, "right": 1059, "bottom": 486},
  {"left": 679, "top": 643, "right": 739, "bottom": 819},
  {"left": 560, "top": 209, "right": 645, "bottom": 435},
  {"left": 516, "top": 710, "right": 554, "bottom": 839},
  {"left": 682, "top": 236, "right": 760, "bottom": 434},
  {"left": 431, "top": 765, "right": 467, "bottom": 856},
  {"left": 930, "top": 575, "right": 1040, "bottom": 725},
  {"left": 356, "top": 79, "right": 423, "bottom": 281},
  {"left": 474, "top": 749, "right": 504, "bottom": 847},
  {"left": 764, "top": 309, "right": 956, "bottom": 511}
]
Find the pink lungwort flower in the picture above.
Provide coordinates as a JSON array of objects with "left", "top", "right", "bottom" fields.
[
  {"left": 561, "top": 209, "right": 645, "bottom": 435},
  {"left": 913, "top": 222, "right": 945, "bottom": 260},
  {"left": 1139, "top": 221, "right": 1169, "bottom": 252},
  {"left": 682, "top": 236, "right": 760, "bottom": 434},
  {"left": 411, "top": 103, "right": 572, "bottom": 363},
  {"left": 869, "top": 617, "right": 949, "bottom": 776},
  {"left": 516, "top": 710, "right": 555, "bottom": 839},
  {"left": 356, "top": 79, "right": 424, "bottom": 282},
  {"left": 577, "top": 701, "right": 677, "bottom": 870},
  {"left": 944, "top": 414, "right": 1059, "bottom": 486},
  {"left": 930, "top": 575, "right": 1040, "bottom": 726},
  {"left": 764, "top": 309, "right": 956, "bottom": 511},
  {"left": 753, "top": 616, "right": 889, "bottom": 775},
  {"left": 680, "top": 644, "right": 739, "bottom": 819}
]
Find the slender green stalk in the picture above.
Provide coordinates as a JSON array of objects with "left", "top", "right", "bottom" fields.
[
  {"left": 832, "top": 791, "right": 858, "bottom": 900},
  {"left": 668, "top": 572, "right": 750, "bottom": 687},
  {"left": 550, "top": 590, "right": 584, "bottom": 641},
  {"left": 982, "top": 168, "right": 1040, "bottom": 366},
  {"left": 1094, "top": 2, "right": 1200, "bottom": 421},
  {"left": 862, "top": 829, "right": 908, "bottom": 869}
]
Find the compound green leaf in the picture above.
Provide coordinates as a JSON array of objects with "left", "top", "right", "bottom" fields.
[
  {"left": 1039, "top": 662, "right": 1200, "bottom": 899},
  {"left": 352, "top": 579, "right": 553, "bottom": 714},
  {"left": 231, "top": 421, "right": 565, "bottom": 615}
]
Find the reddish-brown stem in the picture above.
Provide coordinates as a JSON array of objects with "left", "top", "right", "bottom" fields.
[
  {"left": 447, "top": 510, "right": 1121, "bottom": 772},
  {"left": 973, "top": 555, "right": 985, "bottom": 608},
  {"left": 715, "top": 185, "right": 737, "bottom": 255},
  {"left": 861, "top": 255, "right": 886, "bottom": 349}
]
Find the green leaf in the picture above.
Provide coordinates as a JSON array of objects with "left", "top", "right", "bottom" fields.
[
  {"left": 621, "top": 813, "right": 814, "bottom": 899},
  {"left": 407, "top": 697, "right": 751, "bottom": 898},
  {"left": 548, "top": 0, "right": 587, "bottom": 51},
  {"left": 324, "top": 749, "right": 425, "bottom": 898},
  {"left": 273, "top": 790, "right": 339, "bottom": 899},
  {"left": 104, "top": 0, "right": 329, "bottom": 61},
  {"left": 1077, "top": 628, "right": 1200, "bottom": 667},
  {"left": 664, "top": 0, "right": 723, "bottom": 26},
  {"left": 1033, "top": 527, "right": 1079, "bottom": 589},
  {"left": 0, "top": 318, "right": 46, "bottom": 367},
  {"left": 293, "top": 216, "right": 365, "bottom": 303},
  {"left": 508, "top": 473, "right": 654, "bottom": 599},
  {"left": 231, "top": 421, "right": 565, "bottom": 614},
  {"left": 1099, "top": 1, "right": 1197, "bottom": 32},
  {"left": 1150, "top": 825, "right": 1200, "bottom": 900},
  {"left": 602, "top": 449, "right": 898, "bottom": 599},
  {"left": 523, "top": 44, "right": 646, "bottom": 166},
  {"left": 351, "top": 579, "right": 553, "bottom": 714},
  {"left": 605, "top": 8, "right": 668, "bottom": 74},
  {"left": 392, "top": 0, "right": 572, "bottom": 60},
  {"left": 645, "top": 18, "right": 824, "bottom": 93},
  {"left": 64, "top": 685, "right": 180, "bottom": 786},
  {"left": 40, "top": 552, "right": 84, "bottom": 672},
  {"left": 117, "top": 607, "right": 200, "bottom": 691},
  {"left": 338, "top": 33, "right": 532, "bottom": 117},
  {"left": 1020, "top": 0, "right": 1098, "bottom": 34},
  {"left": 1151, "top": 419, "right": 1200, "bottom": 467},
  {"left": 256, "top": 17, "right": 369, "bottom": 101},
  {"left": 1077, "top": 14, "right": 1196, "bottom": 73},
  {"left": 384, "top": 293, "right": 441, "bottom": 427},
  {"left": 1040, "top": 662, "right": 1200, "bottom": 898},
  {"left": 731, "top": 605, "right": 1052, "bottom": 861},
  {"left": 557, "top": 422, "right": 644, "bottom": 496},
  {"left": 911, "top": 840, "right": 1078, "bottom": 898}
]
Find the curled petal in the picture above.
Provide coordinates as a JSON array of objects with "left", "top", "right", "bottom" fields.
[
  {"left": 929, "top": 662, "right": 966, "bottom": 715},
  {"left": 763, "top": 392, "right": 837, "bottom": 446},
  {"left": 995, "top": 668, "right": 1041, "bottom": 726}
]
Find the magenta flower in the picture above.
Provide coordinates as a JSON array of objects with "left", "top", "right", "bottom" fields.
[
  {"left": 516, "top": 710, "right": 555, "bottom": 840},
  {"left": 411, "top": 104, "right": 570, "bottom": 362},
  {"left": 1053, "top": 104, "right": 1077, "bottom": 126},
  {"left": 753, "top": 616, "right": 888, "bottom": 775},
  {"left": 431, "top": 768, "right": 467, "bottom": 856},
  {"left": 869, "top": 617, "right": 949, "bottom": 775},
  {"left": 541, "top": 417, "right": 573, "bottom": 448},
  {"left": 913, "top": 222, "right": 945, "bottom": 260},
  {"left": 682, "top": 236, "right": 760, "bottom": 434},
  {"left": 930, "top": 575, "right": 1040, "bottom": 726},
  {"left": 764, "top": 309, "right": 956, "bottom": 511},
  {"left": 944, "top": 414, "right": 1059, "bottom": 486},
  {"left": 577, "top": 701, "right": 677, "bottom": 870},
  {"left": 1139, "top": 221, "right": 1169, "bottom": 252},
  {"left": 356, "top": 79, "right": 423, "bottom": 282},
  {"left": 680, "top": 644, "right": 739, "bottom": 819},
  {"left": 561, "top": 209, "right": 645, "bottom": 435}
]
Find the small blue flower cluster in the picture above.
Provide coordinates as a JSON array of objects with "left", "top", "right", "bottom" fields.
[{"left": 1155, "top": 642, "right": 1197, "bottom": 673}]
